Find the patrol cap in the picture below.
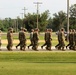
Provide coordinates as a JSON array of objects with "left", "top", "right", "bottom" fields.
[
  {"left": 61, "top": 28, "right": 64, "bottom": 31},
  {"left": 23, "top": 28, "right": 27, "bottom": 32},
  {"left": 48, "top": 29, "right": 53, "bottom": 32},
  {"left": 8, "top": 27, "right": 13, "bottom": 31},
  {"left": 34, "top": 28, "right": 39, "bottom": 31}
]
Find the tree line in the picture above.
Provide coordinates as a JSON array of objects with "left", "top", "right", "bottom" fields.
[{"left": 0, "top": 4, "right": 76, "bottom": 32}]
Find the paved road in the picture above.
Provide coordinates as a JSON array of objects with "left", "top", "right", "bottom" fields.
[{"left": 0, "top": 46, "right": 75, "bottom": 51}]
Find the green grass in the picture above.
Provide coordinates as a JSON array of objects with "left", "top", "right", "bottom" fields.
[{"left": 0, "top": 52, "right": 76, "bottom": 75}]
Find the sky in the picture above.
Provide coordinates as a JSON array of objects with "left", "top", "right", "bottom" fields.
[{"left": 0, "top": 0, "right": 75, "bottom": 19}]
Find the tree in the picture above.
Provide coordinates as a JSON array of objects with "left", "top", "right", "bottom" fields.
[
  {"left": 23, "top": 10, "right": 50, "bottom": 32},
  {"left": 52, "top": 11, "right": 66, "bottom": 31},
  {"left": 69, "top": 4, "right": 76, "bottom": 29}
]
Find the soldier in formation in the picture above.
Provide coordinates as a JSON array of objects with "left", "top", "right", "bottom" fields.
[
  {"left": 66, "top": 29, "right": 76, "bottom": 50},
  {"left": 16, "top": 27, "right": 27, "bottom": 51},
  {"left": 55, "top": 28, "right": 65, "bottom": 50},
  {"left": 7, "top": 28, "right": 13, "bottom": 51},
  {"left": 32, "top": 28, "right": 39, "bottom": 51},
  {"left": 28, "top": 29, "right": 34, "bottom": 49},
  {"left": 41, "top": 29, "right": 52, "bottom": 50},
  {"left": 1, "top": 27, "right": 76, "bottom": 51}
]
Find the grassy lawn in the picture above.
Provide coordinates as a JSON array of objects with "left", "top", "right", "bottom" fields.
[{"left": 0, "top": 51, "right": 76, "bottom": 75}]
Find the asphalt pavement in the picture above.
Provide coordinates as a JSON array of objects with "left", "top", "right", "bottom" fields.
[{"left": 0, "top": 46, "right": 75, "bottom": 51}]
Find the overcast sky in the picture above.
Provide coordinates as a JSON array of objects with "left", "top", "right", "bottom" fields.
[{"left": 0, "top": 0, "right": 75, "bottom": 19}]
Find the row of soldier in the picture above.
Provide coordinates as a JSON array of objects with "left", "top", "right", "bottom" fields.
[
  {"left": 0, "top": 27, "right": 52, "bottom": 51},
  {"left": 55, "top": 28, "right": 76, "bottom": 51},
  {"left": 0, "top": 28, "right": 76, "bottom": 51}
]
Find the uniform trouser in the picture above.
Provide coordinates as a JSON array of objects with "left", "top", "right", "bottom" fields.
[
  {"left": 46, "top": 40, "right": 51, "bottom": 50},
  {"left": 32, "top": 40, "right": 38, "bottom": 50},
  {"left": 7, "top": 39, "right": 13, "bottom": 50},
  {"left": 66, "top": 40, "right": 71, "bottom": 48},
  {"left": 20, "top": 40, "right": 26, "bottom": 50},
  {"left": 28, "top": 39, "right": 34, "bottom": 47},
  {"left": 55, "top": 40, "right": 61, "bottom": 48},
  {"left": 41, "top": 41, "right": 47, "bottom": 47},
  {"left": 74, "top": 40, "right": 76, "bottom": 50},
  {"left": 58, "top": 40, "right": 65, "bottom": 50},
  {"left": 0, "top": 40, "right": 1, "bottom": 47},
  {"left": 69, "top": 41, "right": 75, "bottom": 50}
]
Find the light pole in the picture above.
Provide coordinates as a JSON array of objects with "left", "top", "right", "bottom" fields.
[
  {"left": 22, "top": 7, "right": 27, "bottom": 18},
  {"left": 34, "top": 2, "right": 42, "bottom": 29},
  {"left": 67, "top": 0, "right": 69, "bottom": 33},
  {"left": 20, "top": 13, "right": 24, "bottom": 19},
  {"left": 20, "top": 13, "right": 24, "bottom": 27}
]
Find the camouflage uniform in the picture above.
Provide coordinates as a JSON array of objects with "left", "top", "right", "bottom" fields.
[
  {"left": 66, "top": 29, "right": 72, "bottom": 49},
  {"left": 58, "top": 28, "right": 65, "bottom": 50},
  {"left": 28, "top": 29, "right": 34, "bottom": 49},
  {"left": 55, "top": 30, "right": 61, "bottom": 49},
  {"left": 16, "top": 28, "right": 27, "bottom": 50},
  {"left": 46, "top": 29, "right": 52, "bottom": 50},
  {"left": 19, "top": 29, "right": 26, "bottom": 50},
  {"left": 69, "top": 29, "right": 75, "bottom": 50},
  {"left": 32, "top": 28, "right": 39, "bottom": 50},
  {"left": 41, "top": 29, "right": 49, "bottom": 49},
  {"left": 7, "top": 28, "right": 13, "bottom": 50}
]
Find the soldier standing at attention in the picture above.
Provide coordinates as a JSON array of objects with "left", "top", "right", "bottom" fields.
[
  {"left": 7, "top": 28, "right": 13, "bottom": 51},
  {"left": 28, "top": 29, "right": 34, "bottom": 49},
  {"left": 32, "top": 28, "right": 39, "bottom": 51}
]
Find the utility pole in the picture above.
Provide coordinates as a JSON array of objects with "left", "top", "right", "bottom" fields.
[
  {"left": 67, "top": 0, "right": 70, "bottom": 41},
  {"left": 20, "top": 13, "right": 24, "bottom": 27},
  {"left": 20, "top": 13, "right": 24, "bottom": 19},
  {"left": 22, "top": 7, "right": 27, "bottom": 18},
  {"left": 34, "top": 2, "right": 42, "bottom": 29},
  {"left": 67, "top": 0, "right": 69, "bottom": 33}
]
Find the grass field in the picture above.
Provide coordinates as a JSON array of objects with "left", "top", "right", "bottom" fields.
[{"left": 0, "top": 51, "right": 76, "bottom": 75}]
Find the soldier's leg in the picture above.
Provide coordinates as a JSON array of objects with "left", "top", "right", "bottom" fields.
[{"left": 0, "top": 40, "right": 1, "bottom": 50}]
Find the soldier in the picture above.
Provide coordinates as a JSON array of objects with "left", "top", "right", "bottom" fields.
[
  {"left": 57, "top": 28, "right": 65, "bottom": 50},
  {"left": 21, "top": 28, "right": 27, "bottom": 50},
  {"left": 7, "top": 28, "right": 13, "bottom": 51},
  {"left": 28, "top": 29, "right": 34, "bottom": 49},
  {"left": 41, "top": 29, "right": 49, "bottom": 49},
  {"left": 46, "top": 29, "right": 52, "bottom": 50},
  {"left": 66, "top": 29, "right": 72, "bottom": 49},
  {"left": 16, "top": 27, "right": 26, "bottom": 51},
  {"left": 55, "top": 29, "right": 61, "bottom": 49},
  {"left": 16, "top": 27, "right": 23, "bottom": 49},
  {"left": 69, "top": 29, "right": 75, "bottom": 50},
  {"left": 0, "top": 30, "right": 2, "bottom": 50},
  {"left": 32, "top": 28, "right": 39, "bottom": 51}
]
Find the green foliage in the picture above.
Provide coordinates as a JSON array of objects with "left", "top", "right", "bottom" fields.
[
  {"left": 52, "top": 11, "right": 66, "bottom": 31},
  {"left": 69, "top": 4, "right": 76, "bottom": 29},
  {"left": 23, "top": 10, "right": 49, "bottom": 32}
]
